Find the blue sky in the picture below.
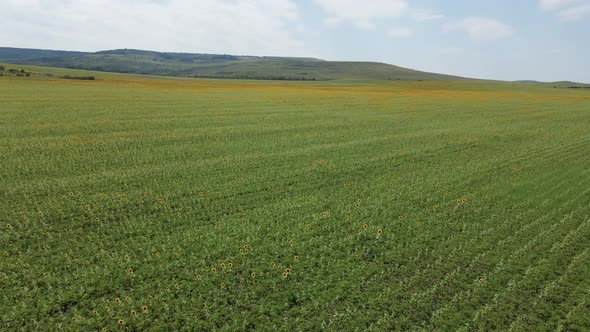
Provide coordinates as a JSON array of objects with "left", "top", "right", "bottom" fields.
[{"left": 1, "top": 0, "right": 589, "bottom": 82}]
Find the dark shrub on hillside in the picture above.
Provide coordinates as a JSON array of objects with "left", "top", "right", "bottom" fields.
[{"left": 61, "top": 75, "right": 96, "bottom": 80}]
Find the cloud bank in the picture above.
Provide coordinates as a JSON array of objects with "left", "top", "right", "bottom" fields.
[
  {"left": 314, "top": 0, "right": 408, "bottom": 30},
  {"left": 0, "top": 0, "right": 305, "bottom": 56}
]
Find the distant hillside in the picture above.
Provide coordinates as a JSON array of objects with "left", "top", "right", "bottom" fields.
[
  {"left": 0, "top": 47, "right": 87, "bottom": 60},
  {"left": 0, "top": 47, "right": 468, "bottom": 81},
  {"left": 514, "top": 80, "right": 590, "bottom": 89}
]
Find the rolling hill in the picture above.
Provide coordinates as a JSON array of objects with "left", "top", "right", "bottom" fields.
[{"left": 0, "top": 47, "right": 468, "bottom": 81}]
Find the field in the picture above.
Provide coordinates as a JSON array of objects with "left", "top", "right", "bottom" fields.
[{"left": 1, "top": 69, "right": 589, "bottom": 331}]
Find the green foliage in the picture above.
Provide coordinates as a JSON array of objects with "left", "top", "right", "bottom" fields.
[
  {"left": 0, "top": 67, "right": 34, "bottom": 78},
  {"left": 0, "top": 73, "right": 589, "bottom": 330}
]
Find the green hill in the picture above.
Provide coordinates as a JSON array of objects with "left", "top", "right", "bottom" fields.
[{"left": 0, "top": 47, "right": 467, "bottom": 81}]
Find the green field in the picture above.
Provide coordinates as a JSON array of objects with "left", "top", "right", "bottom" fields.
[{"left": 1, "top": 70, "right": 589, "bottom": 331}]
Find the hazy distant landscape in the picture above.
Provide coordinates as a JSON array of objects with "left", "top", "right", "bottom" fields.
[
  {"left": 0, "top": 47, "right": 469, "bottom": 81},
  {"left": 4, "top": 47, "right": 590, "bottom": 89}
]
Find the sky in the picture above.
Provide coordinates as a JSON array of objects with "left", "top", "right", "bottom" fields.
[{"left": 1, "top": 0, "right": 589, "bottom": 82}]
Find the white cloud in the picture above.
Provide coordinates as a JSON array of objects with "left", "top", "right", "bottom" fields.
[
  {"left": 353, "top": 20, "right": 377, "bottom": 31},
  {"left": 0, "top": 0, "right": 306, "bottom": 56},
  {"left": 323, "top": 17, "right": 342, "bottom": 27},
  {"left": 314, "top": 0, "right": 408, "bottom": 30},
  {"left": 540, "top": 0, "right": 590, "bottom": 20},
  {"left": 444, "top": 17, "right": 515, "bottom": 41},
  {"left": 412, "top": 9, "right": 445, "bottom": 22},
  {"left": 386, "top": 27, "right": 413, "bottom": 38},
  {"left": 540, "top": 0, "right": 582, "bottom": 11},
  {"left": 558, "top": 3, "right": 590, "bottom": 19}
]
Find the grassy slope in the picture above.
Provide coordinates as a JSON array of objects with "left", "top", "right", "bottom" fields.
[
  {"left": 0, "top": 47, "right": 467, "bottom": 81},
  {"left": 190, "top": 59, "right": 465, "bottom": 80},
  {"left": 1, "top": 71, "right": 589, "bottom": 330}
]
